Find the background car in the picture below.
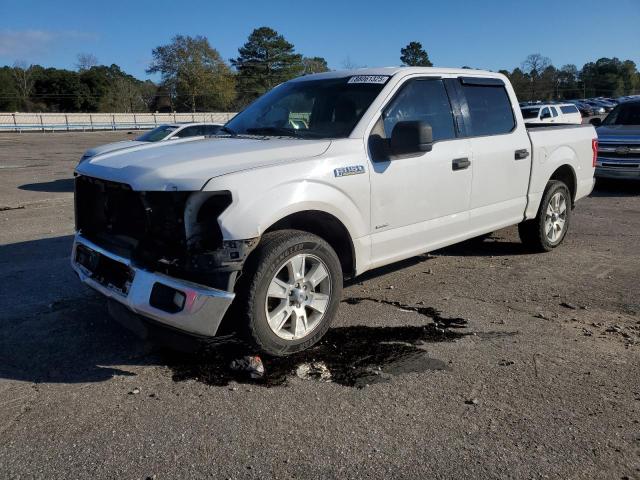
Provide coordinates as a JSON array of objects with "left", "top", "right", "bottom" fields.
[
  {"left": 567, "top": 100, "right": 595, "bottom": 117},
  {"left": 522, "top": 104, "right": 582, "bottom": 124},
  {"left": 591, "top": 100, "right": 640, "bottom": 180},
  {"left": 79, "top": 123, "right": 222, "bottom": 162}
]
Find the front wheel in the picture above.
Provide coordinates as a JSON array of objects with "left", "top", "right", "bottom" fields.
[
  {"left": 518, "top": 180, "right": 572, "bottom": 252},
  {"left": 237, "top": 230, "right": 343, "bottom": 356}
]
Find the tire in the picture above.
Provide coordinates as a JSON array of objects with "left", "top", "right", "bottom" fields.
[
  {"left": 236, "top": 229, "right": 343, "bottom": 356},
  {"left": 518, "top": 180, "right": 572, "bottom": 252}
]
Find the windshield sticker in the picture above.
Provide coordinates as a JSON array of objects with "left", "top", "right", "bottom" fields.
[
  {"left": 334, "top": 165, "right": 366, "bottom": 177},
  {"left": 347, "top": 75, "right": 389, "bottom": 84}
]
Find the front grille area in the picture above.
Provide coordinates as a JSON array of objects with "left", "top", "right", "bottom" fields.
[
  {"left": 597, "top": 143, "right": 640, "bottom": 161},
  {"left": 75, "top": 176, "right": 191, "bottom": 265}
]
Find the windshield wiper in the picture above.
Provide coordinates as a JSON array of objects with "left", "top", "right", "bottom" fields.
[
  {"left": 218, "top": 126, "right": 237, "bottom": 136},
  {"left": 245, "top": 126, "right": 302, "bottom": 138}
]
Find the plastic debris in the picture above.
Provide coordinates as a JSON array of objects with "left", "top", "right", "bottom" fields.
[
  {"left": 230, "top": 355, "right": 265, "bottom": 379},
  {"left": 295, "top": 362, "right": 332, "bottom": 382}
]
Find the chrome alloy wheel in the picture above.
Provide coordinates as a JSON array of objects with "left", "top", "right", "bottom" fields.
[
  {"left": 264, "top": 253, "right": 332, "bottom": 340},
  {"left": 545, "top": 191, "right": 568, "bottom": 243}
]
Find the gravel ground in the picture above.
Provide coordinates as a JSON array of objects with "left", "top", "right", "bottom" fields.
[{"left": 0, "top": 131, "right": 639, "bottom": 480}]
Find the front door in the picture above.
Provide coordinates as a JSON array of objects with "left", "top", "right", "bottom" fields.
[{"left": 367, "top": 77, "right": 473, "bottom": 268}]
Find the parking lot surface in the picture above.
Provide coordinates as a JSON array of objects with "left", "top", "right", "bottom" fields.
[{"left": 1, "top": 132, "right": 639, "bottom": 479}]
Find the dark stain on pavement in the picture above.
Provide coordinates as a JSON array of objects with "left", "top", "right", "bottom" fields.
[{"left": 169, "top": 299, "right": 469, "bottom": 388}]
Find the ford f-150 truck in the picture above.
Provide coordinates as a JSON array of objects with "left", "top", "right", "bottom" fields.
[{"left": 72, "top": 67, "right": 597, "bottom": 355}]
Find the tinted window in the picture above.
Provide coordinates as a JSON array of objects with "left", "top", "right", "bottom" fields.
[
  {"left": 560, "top": 105, "right": 579, "bottom": 114},
  {"left": 136, "top": 125, "right": 177, "bottom": 142},
  {"left": 461, "top": 83, "right": 515, "bottom": 136},
  {"left": 540, "top": 107, "right": 550, "bottom": 118},
  {"left": 177, "top": 126, "right": 203, "bottom": 138},
  {"left": 551, "top": 107, "right": 558, "bottom": 117},
  {"left": 202, "top": 125, "right": 222, "bottom": 135},
  {"left": 521, "top": 108, "right": 540, "bottom": 119},
  {"left": 382, "top": 79, "right": 456, "bottom": 141},
  {"left": 603, "top": 102, "right": 640, "bottom": 126}
]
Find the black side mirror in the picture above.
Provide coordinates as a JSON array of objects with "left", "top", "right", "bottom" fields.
[
  {"left": 589, "top": 117, "right": 602, "bottom": 127},
  {"left": 390, "top": 121, "right": 433, "bottom": 156}
]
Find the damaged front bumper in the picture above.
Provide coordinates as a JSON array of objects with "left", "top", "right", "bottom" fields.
[{"left": 71, "top": 234, "right": 235, "bottom": 337}]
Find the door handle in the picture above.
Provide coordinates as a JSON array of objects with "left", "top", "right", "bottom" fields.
[
  {"left": 515, "top": 149, "right": 530, "bottom": 160},
  {"left": 452, "top": 157, "right": 471, "bottom": 171}
]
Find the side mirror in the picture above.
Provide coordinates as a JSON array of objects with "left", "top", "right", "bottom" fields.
[
  {"left": 390, "top": 121, "right": 433, "bottom": 156},
  {"left": 540, "top": 112, "right": 551, "bottom": 120},
  {"left": 589, "top": 117, "right": 602, "bottom": 127}
]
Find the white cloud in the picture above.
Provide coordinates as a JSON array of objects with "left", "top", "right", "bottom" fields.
[{"left": 0, "top": 29, "right": 97, "bottom": 59}]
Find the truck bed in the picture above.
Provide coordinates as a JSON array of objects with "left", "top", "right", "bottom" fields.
[{"left": 524, "top": 123, "right": 597, "bottom": 219}]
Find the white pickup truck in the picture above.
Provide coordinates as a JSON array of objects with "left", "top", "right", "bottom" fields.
[{"left": 72, "top": 67, "right": 597, "bottom": 355}]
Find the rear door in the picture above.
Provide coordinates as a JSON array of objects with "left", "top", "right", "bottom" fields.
[
  {"left": 367, "top": 76, "right": 473, "bottom": 267},
  {"left": 456, "top": 77, "right": 532, "bottom": 233}
]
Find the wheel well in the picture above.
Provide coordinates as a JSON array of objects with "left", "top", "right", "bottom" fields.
[
  {"left": 265, "top": 211, "right": 355, "bottom": 278},
  {"left": 550, "top": 165, "right": 577, "bottom": 204}
]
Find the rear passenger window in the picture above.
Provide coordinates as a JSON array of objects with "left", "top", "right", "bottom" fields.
[
  {"left": 383, "top": 79, "right": 456, "bottom": 142},
  {"left": 560, "top": 105, "right": 578, "bottom": 114},
  {"left": 461, "top": 82, "right": 515, "bottom": 136}
]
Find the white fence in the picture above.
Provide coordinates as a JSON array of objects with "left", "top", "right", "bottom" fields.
[{"left": 0, "top": 112, "right": 237, "bottom": 132}]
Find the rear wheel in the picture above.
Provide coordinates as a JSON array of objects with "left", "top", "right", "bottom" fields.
[
  {"left": 237, "top": 230, "right": 343, "bottom": 356},
  {"left": 518, "top": 180, "right": 571, "bottom": 252}
]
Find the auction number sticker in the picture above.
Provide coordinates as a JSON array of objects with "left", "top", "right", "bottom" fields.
[{"left": 347, "top": 75, "right": 389, "bottom": 84}]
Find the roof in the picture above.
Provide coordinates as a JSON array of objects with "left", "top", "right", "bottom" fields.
[
  {"left": 291, "top": 66, "right": 502, "bottom": 82},
  {"left": 521, "top": 103, "right": 577, "bottom": 109}
]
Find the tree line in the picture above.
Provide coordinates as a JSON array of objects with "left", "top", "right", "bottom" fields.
[{"left": 0, "top": 29, "right": 638, "bottom": 113}]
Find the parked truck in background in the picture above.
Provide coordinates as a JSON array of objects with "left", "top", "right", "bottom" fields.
[
  {"left": 591, "top": 100, "right": 640, "bottom": 180},
  {"left": 71, "top": 67, "right": 597, "bottom": 355}
]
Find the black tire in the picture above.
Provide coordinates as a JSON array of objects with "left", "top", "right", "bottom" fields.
[
  {"left": 236, "top": 229, "right": 343, "bottom": 356},
  {"left": 518, "top": 180, "right": 572, "bottom": 252}
]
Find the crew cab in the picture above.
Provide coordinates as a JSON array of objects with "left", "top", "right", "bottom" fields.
[{"left": 71, "top": 67, "right": 597, "bottom": 355}]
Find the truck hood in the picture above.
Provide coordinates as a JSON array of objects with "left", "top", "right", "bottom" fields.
[
  {"left": 75, "top": 136, "right": 332, "bottom": 191},
  {"left": 83, "top": 140, "right": 147, "bottom": 158},
  {"left": 596, "top": 125, "right": 640, "bottom": 143}
]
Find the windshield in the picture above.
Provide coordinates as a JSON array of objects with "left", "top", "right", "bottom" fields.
[
  {"left": 602, "top": 103, "right": 640, "bottom": 126},
  {"left": 225, "top": 76, "right": 389, "bottom": 139},
  {"left": 521, "top": 108, "right": 540, "bottom": 119},
  {"left": 136, "top": 125, "right": 177, "bottom": 142}
]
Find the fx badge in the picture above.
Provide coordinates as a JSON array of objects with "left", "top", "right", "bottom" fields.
[{"left": 334, "top": 165, "right": 365, "bottom": 178}]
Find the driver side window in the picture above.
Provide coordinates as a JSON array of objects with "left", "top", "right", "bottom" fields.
[{"left": 382, "top": 79, "right": 456, "bottom": 142}]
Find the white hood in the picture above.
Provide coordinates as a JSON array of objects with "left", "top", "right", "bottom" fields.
[
  {"left": 83, "top": 140, "right": 147, "bottom": 158},
  {"left": 75, "top": 136, "right": 332, "bottom": 191}
]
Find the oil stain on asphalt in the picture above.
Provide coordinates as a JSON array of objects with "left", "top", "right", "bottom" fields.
[{"left": 169, "top": 299, "right": 470, "bottom": 388}]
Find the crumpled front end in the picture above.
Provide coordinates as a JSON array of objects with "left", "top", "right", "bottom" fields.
[{"left": 71, "top": 175, "right": 257, "bottom": 337}]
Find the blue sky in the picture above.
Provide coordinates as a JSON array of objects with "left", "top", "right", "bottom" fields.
[{"left": 1, "top": 0, "right": 639, "bottom": 80}]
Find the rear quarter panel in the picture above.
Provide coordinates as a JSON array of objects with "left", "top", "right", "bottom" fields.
[{"left": 525, "top": 125, "right": 597, "bottom": 219}]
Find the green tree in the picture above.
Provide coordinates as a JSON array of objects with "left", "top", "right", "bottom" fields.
[
  {"left": 521, "top": 53, "right": 552, "bottom": 100},
  {"left": 302, "top": 56, "right": 329, "bottom": 75},
  {"left": 231, "top": 27, "right": 303, "bottom": 105},
  {"left": 556, "top": 64, "right": 580, "bottom": 99},
  {"left": 11, "top": 61, "right": 36, "bottom": 111},
  {"left": 400, "top": 42, "right": 432, "bottom": 67},
  {"left": 0, "top": 66, "right": 20, "bottom": 111},
  {"left": 148, "top": 35, "right": 236, "bottom": 112}
]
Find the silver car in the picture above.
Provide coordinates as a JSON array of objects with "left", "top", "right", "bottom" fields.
[{"left": 79, "top": 123, "right": 222, "bottom": 163}]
